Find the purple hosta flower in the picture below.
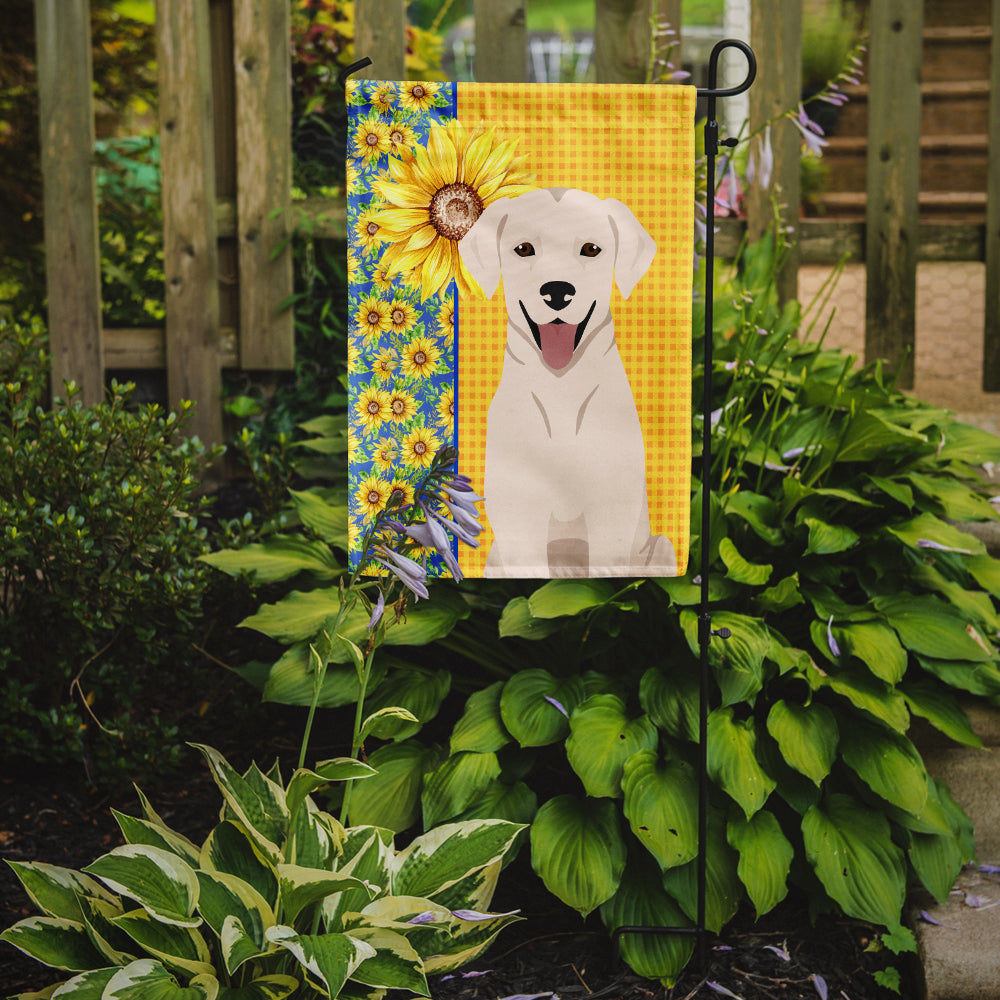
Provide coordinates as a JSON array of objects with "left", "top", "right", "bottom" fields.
[
  {"left": 791, "top": 103, "right": 829, "bottom": 156},
  {"left": 979, "top": 864, "right": 1000, "bottom": 874},
  {"left": 827, "top": 616, "right": 842, "bottom": 658},
  {"left": 428, "top": 504, "right": 481, "bottom": 549},
  {"left": 451, "top": 908, "right": 521, "bottom": 921},
  {"left": 715, "top": 157, "right": 741, "bottom": 215},
  {"left": 763, "top": 944, "right": 791, "bottom": 962},
  {"left": 706, "top": 983, "right": 742, "bottom": 999},
  {"left": 441, "top": 970, "right": 493, "bottom": 981},
  {"left": 497, "top": 994, "right": 557, "bottom": 1000},
  {"left": 407, "top": 509, "right": 463, "bottom": 581},
  {"left": 407, "top": 911, "right": 438, "bottom": 925},
  {"left": 374, "top": 545, "right": 429, "bottom": 600},
  {"left": 812, "top": 974, "right": 828, "bottom": 1000},
  {"left": 367, "top": 589, "right": 385, "bottom": 630},
  {"left": 544, "top": 695, "right": 569, "bottom": 718},
  {"left": 917, "top": 538, "right": 973, "bottom": 555},
  {"left": 746, "top": 125, "right": 774, "bottom": 191},
  {"left": 919, "top": 909, "right": 958, "bottom": 929}
]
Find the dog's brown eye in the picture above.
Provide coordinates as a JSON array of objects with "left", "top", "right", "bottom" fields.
[
  {"left": 580, "top": 243, "right": 602, "bottom": 258},
  {"left": 513, "top": 242, "right": 535, "bottom": 257}
]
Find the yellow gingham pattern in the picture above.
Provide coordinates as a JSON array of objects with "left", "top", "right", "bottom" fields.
[{"left": 456, "top": 83, "right": 695, "bottom": 577}]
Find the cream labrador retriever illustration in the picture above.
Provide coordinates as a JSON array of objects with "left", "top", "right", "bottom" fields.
[{"left": 458, "top": 187, "right": 677, "bottom": 578}]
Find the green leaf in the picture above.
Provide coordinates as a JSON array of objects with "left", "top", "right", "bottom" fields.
[
  {"left": 935, "top": 421, "right": 1000, "bottom": 465},
  {"left": 755, "top": 573, "right": 805, "bottom": 614},
  {"left": 0, "top": 917, "right": 107, "bottom": 972},
  {"left": 346, "top": 926, "right": 428, "bottom": 994},
  {"left": 727, "top": 811, "right": 793, "bottom": 917},
  {"left": 83, "top": 846, "right": 200, "bottom": 928},
  {"left": 839, "top": 718, "right": 929, "bottom": 816},
  {"left": 288, "top": 489, "right": 349, "bottom": 547},
  {"left": 527, "top": 579, "right": 615, "bottom": 618},
  {"left": 874, "top": 594, "right": 995, "bottom": 662},
  {"left": 621, "top": 751, "right": 699, "bottom": 871},
  {"left": 765, "top": 700, "right": 838, "bottom": 786},
  {"left": 200, "top": 536, "right": 341, "bottom": 584},
  {"left": 886, "top": 512, "right": 985, "bottom": 557},
  {"left": 718, "top": 537, "right": 772, "bottom": 585},
  {"left": 639, "top": 664, "right": 699, "bottom": 742},
  {"left": 916, "top": 655, "right": 1000, "bottom": 697},
  {"left": 909, "top": 825, "right": 965, "bottom": 905},
  {"left": 265, "top": 926, "right": 374, "bottom": 997},
  {"left": 34, "top": 967, "right": 117, "bottom": 998},
  {"left": 111, "top": 909, "right": 214, "bottom": 978},
  {"left": 497, "top": 596, "right": 565, "bottom": 639},
  {"left": 392, "top": 820, "right": 524, "bottom": 900},
  {"left": 195, "top": 871, "right": 273, "bottom": 974},
  {"left": 835, "top": 410, "right": 928, "bottom": 463},
  {"left": 966, "top": 553, "right": 1000, "bottom": 597},
  {"left": 421, "top": 751, "right": 502, "bottom": 828},
  {"left": 499, "top": 670, "right": 584, "bottom": 747},
  {"left": 260, "top": 643, "right": 386, "bottom": 709},
  {"left": 724, "top": 491, "right": 784, "bottom": 545},
  {"left": 112, "top": 812, "right": 201, "bottom": 868},
  {"left": 661, "top": 810, "right": 742, "bottom": 933},
  {"left": 866, "top": 475, "right": 914, "bottom": 509},
  {"left": 276, "top": 865, "right": 373, "bottom": 925},
  {"left": 680, "top": 610, "right": 770, "bottom": 706},
  {"left": 362, "top": 667, "right": 451, "bottom": 740},
  {"left": 190, "top": 746, "right": 287, "bottom": 863},
  {"left": 810, "top": 661, "right": 910, "bottom": 732},
  {"left": 452, "top": 779, "right": 538, "bottom": 827},
  {"left": 285, "top": 759, "right": 376, "bottom": 821},
  {"left": 599, "top": 853, "right": 694, "bottom": 987},
  {"left": 565, "top": 695, "right": 658, "bottom": 798},
  {"left": 4, "top": 862, "right": 118, "bottom": 923},
  {"left": 347, "top": 740, "right": 441, "bottom": 832},
  {"left": 906, "top": 472, "right": 999, "bottom": 522},
  {"left": 103, "top": 959, "right": 218, "bottom": 1000},
  {"left": 530, "top": 795, "right": 626, "bottom": 917},
  {"left": 216, "top": 976, "right": 299, "bottom": 1000},
  {"left": 802, "top": 793, "right": 906, "bottom": 926},
  {"left": 835, "top": 621, "right": 908, "bottom": 684},
  {"left": 450, "top": 682, "right": 511, "bottom": 754},
  {"left": 199, "top": 822, "right": 278, "bottom": 910},
  {"left": 360, "top": 706, "right": 421, "bottom": 742},
  {"left": 901, "top": 680, "right": 982, "bottom": 748},
  {"left": 803, "top": 517, "right": 859, "bottom": 555},
  {"left": 707, "top": 707, "right": 776, "bottom": 818}
]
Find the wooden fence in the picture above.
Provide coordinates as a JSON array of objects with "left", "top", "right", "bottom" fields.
[{"left": 33, "top": 0, "right": 1000, "bottom": 445}]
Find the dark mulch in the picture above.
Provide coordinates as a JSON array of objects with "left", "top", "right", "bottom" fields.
[{"left": 1, "top": 747, "right": 915, "bottom": 1000}]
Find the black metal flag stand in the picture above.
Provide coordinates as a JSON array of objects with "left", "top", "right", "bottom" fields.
[{"left": 340, "top": 38, "right": 758, "bottom": 975}]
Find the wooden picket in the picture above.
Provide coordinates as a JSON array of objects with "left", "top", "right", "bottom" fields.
[{"left": 30, "top": 0, "right": 1000, "bottom": 448}]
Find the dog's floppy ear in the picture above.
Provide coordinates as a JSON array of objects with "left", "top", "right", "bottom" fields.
[
  {"left": 458, "top": 198, "right": 509, "bottom": 299},
  {"left": 606, "top": 198, "right": 657, "bottom": 300}
]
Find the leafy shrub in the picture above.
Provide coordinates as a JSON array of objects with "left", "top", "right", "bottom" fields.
[
  {"left": 212, "top": 233, "right": 1000, "bottom": 984},
  {"left": 1, "top": 743, "right": 524, "bottom": 998},
  {"left": 0, "top": 317, "right": 219, "bottom": 782}
]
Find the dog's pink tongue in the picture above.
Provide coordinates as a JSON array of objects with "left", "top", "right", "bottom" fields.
[{"left": 539, "top": 323, "right": 577, "bottom": 370}]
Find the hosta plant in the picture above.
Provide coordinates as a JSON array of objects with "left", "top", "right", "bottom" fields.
[
  {"left": 341, "top": 234, "right": 1000, "bottom": 984},
  {"left": 1, "top": 744, "right": 523, "bottom": 999}
]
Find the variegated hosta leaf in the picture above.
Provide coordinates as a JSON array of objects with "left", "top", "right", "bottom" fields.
[
  {"left": 77, "top": 894, "right": 136, "bottom": 966},
  {"left": 621, "top": 751, "right": 699, "bottom": 871},
  {"left": 102, "top": 958, "right": 218, "bottom": 999},
  {"left": 83, "top": 846, "right": 200, "bottom": 928},
  {"left": 599, "top": 853, "right": 694, "bottom": 987},
  {"left": 112, "top": 810, "right": 202, "bottom": 868},
  {"left": 345, "top": 926, "right": 429, "bottom": 995},
  {"left": 838, "top": 718, "right": 929, "bottom": 817},
  {"left": 529, "top": 795, "right": 626, "bottom": 917},
  {"left": 285, "top": 760, "right": 376, "bottom": 823},
  {"left": 276, "top": 864, "right": 375, "bottom": 925},
  {"left": 452, "top": 779, "right": 538, "bottom": 828},
  {"left": 110, "top": 908, "right": 214, "bottom": 979},
  {"left": 46, "top": 966, "right": 118, "bottom": 997},
  {"left": 347, "top": 740, "right": 442, "bottom": 832},
  {"left": 190, "top": 745, "right": 287, "bottom": 863},
  {"left": 707, "top": 707, "right": 776, "bottom": 818},
  {"left": 565, "top": 695, "right": 658, "bottom": 799},
  {"left": 195, "top": 871, "right": 274, "bottom": 973},
  {"left": 0, "top": 916, "right": 107, "bottom": 972},
  {"left": 200, "top": 822, "right": 278, "bottom": 910},
  {"left": 265, "top": 926, "right": 375, "bottom": 998},
  {"left": 661, "top": 810, "right": 742, "bottom": 934},
  {"left": 422, "top": 859, "right": 501, "bottom": 916},
  {"left": 4, "top": 862, "right": 118, "bottom": 922},
  {"left": 288, "top": 802, "right": 344, "bottom": 870},
  {"left": 765, "top": 700, "right": 838, "bottom": 786},
  {"left": 726, "top": 810, "right": 793, "bottom": 917},
  {"left": 323, "top": 829, "right": 393, "bottom": 931},
  {"left": 214, "top": 975, "right": 300, "bottom": 1000},
  {"left": 219, "top": 915, "right": 271, "bottom": 979},
  {"left": 391, "top": 820, "right": 524, "bottom": 901},
  {"left": 802, "top": 793, "right": 906, "bottom": 926},
  {"left": 423, "top": 907, "right": 522, "bottom": 975},
  {"left": 421, "top": 751, "right": 502, "bottom": 829},
  {"left": 499, "top": 669, "right": 585, "bottom": 747},
  {"left": 450, "top": 681, "right": 511, "bottom": 754}
]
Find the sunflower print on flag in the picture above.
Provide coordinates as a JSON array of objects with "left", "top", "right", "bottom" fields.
[{"left": 346, "top": 79, "right": 535, "bottom": 571}]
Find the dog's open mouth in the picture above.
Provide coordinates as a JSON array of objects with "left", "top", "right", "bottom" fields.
[{"left": 519, "top": 300, "right": 597, "bottom": 371}]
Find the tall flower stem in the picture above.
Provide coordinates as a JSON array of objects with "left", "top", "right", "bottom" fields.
[{"left": 340, "top": 641, "right": 378, "bottom": 826}]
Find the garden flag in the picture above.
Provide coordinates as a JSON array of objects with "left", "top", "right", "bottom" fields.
[{"left": 347, "top": 80, "right": 695, "bottom": 579}]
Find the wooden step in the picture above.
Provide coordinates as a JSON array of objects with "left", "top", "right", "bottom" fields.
[
  {"left": 813, "top": 190, "right": 987, "bottom": 222},
  {"left": 922, "top": 0, "right": 992, "bottom": 28},
  {"left": 832, "top": 80, "right": 991, "bottom": 138},
  {"left": 922, "top": 25, "right": 993, "bottom": 83},
  {"left": 822, "top": 134, "right": 989, "bottom": 193}
]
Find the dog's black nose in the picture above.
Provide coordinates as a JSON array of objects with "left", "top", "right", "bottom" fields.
[{"left": 540, "top": 281, "right": 575, "bottom": 312}]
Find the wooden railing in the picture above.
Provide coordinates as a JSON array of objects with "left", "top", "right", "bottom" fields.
[{"left": 32, "top": 0, "right": 1000, "bottom": 444}]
